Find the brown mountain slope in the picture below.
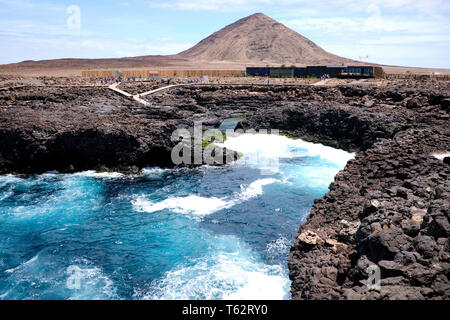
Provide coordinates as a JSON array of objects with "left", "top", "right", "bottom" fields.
[
  {"left": 176, "top": 13, "right": 355, "bottom": 65},
  {"left": 0, "top": 56, "right": 188, "bottom": 76},
  {"left": 0, "top": 12, "right": 355, "bottom": 76}
]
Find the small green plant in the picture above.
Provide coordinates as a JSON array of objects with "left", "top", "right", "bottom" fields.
[
  {"left": 281, "top": 64, "right": 286, "bottom": 68},
  {"left": 405, "top": 70, "right": 414, "bottom": 80},
  {"left": 202, "top": 140, "right": 212, "bottom": 148},
  {"left": 202, "top": 133, "right": 227, "bottom": 147}
]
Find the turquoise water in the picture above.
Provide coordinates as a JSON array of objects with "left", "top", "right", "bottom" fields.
[
  {"left": 218, "top": 118, "right": 245, "bottom": 131},
  {"left": 0, "top": 134, "right": 353, "bottom": 300}
]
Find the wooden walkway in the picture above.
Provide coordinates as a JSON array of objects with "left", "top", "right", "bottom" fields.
[
  {"left": 108, "top": 83, "right": 133, "bottom": 97},
  {"left": 137, "top": 84, "right": 189, "bottom": 97},
  {"left": 108, "top": 79, "right": 372, "bottom": 105},
  {"left": 108, "top": 83, "right": 190, "bottom": 106}
]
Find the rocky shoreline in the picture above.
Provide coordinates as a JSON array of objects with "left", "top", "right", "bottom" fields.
[
  {"left": 289, "top": 128, "right": 449, "bottom": 299},
  {"left": 0, "top": 80, "right": 449, "bottom": 299}
]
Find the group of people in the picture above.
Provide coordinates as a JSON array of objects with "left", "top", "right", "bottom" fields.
[
  {"left": 98, "top": 76, "right": 215, "bottom": 86},
  {"left": 99, "top": 78, "right": 120, "bottom": 85}
]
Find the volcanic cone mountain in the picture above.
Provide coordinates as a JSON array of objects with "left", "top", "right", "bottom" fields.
[
  {"left": 176, "top": 13, "right": 356, "bottom": 65},
  {"left": 7, "top": 12, "right": 448, "bottom": 76}
]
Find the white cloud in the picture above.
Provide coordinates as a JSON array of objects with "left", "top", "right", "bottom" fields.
[
  {"left": 0, "top": 0, "right": 63, "bottom": 12},
  {"left": 283, "top": 16, "right": 450, "bottom": 34},
  {"left": 0, "top": 0, "right": 35, "bottom": 9},
  {"left": 0, "top": 18, "right": 193, "bottom": 63},
  {"left": 359, "top": 35, "right": 450, "bottom": 45},
  {"left": 149, "top": 0, "right": 450, "bottom": 16},
  {"left": 322, "top": 41, "right": 450, "bottom": 68},
  {"left": 0, "top": 34, "right": 194, "bottom": 63},
  {"left": 149, "top": 0, "right": 272, "bottom": 11},
  {"left": 1, "top": 0, "right": 449, "bottom": 67},
  {"left": 275, "top": 0, "right": 450, "bottom": 68}
]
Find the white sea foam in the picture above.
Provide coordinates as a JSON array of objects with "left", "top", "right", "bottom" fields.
[
  {"left": 0, "top": 174, "right": 22, "bottom": 188},
  {"left": 289, "top": 139, "right": 354, "bottom": 167},
  {"left": 3, "top": 174, "right": 102, "bottom": 222},
  {"left": 136, "top": 246, "right": 290, "bottom": 300},
  {"left": 3, "top": 253, "right": 117, "bottom": 300},
  {"left": 219, "top": 134, "right": 354, "bottom": 168},
  {"left": 239, "top": 178, "right": 279, "bottom": 201},
  {"left": 0, "top": 191, "right": 13, "bottom": 201},
  {"left": 73, "top": 171, "right": 124, "bottom": 179},
  {"left": 136, "top": 167, "right": 174, "bottom": 181},
  {"left": 133, "top": 195, "right": 230, "bottom": 217},
  {"left": 141, "top": 167, "right": 170, "bottom": 176},
  {"left": 219, "top": 134, "right": 354, "bottom": 189},
  {"left": 220, "top": 133, "right": 288, "bottom": 159},
  {"left": 133, "top": 178, "right": 280, "bottom": 218},
  {"left": 266, "top": 236, "right": 291, "bottom": 260},
  {"left": 65, "top": 264, "right": 118, "bottom": 300},
  {"left": 69, "top": 168, "right": 170, "bottom": 180},
  {"left": 5, "top": 254, "right": 39, "bottom": 273},
  {"left": 303, "top": 167, "right": 343, "bottom": 188}
]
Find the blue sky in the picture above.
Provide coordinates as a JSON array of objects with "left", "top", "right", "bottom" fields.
[{"left": 0, "top": 0, "right": 449, "bottom": 68}]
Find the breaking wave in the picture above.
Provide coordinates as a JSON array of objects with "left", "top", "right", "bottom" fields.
[
  {"left": 219, "top": 133, "right": 354, "bottom": 167},
  {"left": 135, "top": 236, "right": 290, "bottom": 300},
  {"left": 133, "top": 178, "right": 280, "bottom": 218}
]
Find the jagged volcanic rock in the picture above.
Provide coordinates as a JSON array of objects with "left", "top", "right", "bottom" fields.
[{"left": 0, "top": 81, "right": 449, "bottom": 300}]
